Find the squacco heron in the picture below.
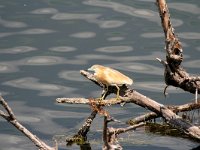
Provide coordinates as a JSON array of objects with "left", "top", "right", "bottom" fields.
[{"left": 88, "top": 64, "right": 133, "bottom": 100}]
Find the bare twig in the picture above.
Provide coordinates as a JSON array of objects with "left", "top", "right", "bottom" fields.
[
  {"left": 103, "top": 115, "right": 145, "bottom": 150},
  {"left": 0, "top": 96, "right": 15, "bottom": 120},
  {"left": 0, "top": 96, "right": 55, "bottom": 150}
]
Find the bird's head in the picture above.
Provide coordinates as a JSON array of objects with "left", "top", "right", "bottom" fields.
[{"left": 88, "top": 64, "right": 103, "bottom": 73}]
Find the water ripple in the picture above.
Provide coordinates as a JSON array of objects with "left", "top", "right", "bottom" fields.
[
  {"left": 19, "top": 28, "right": 56, "bottom": 35},
  {"left": 51, "top": 12, "right": 126, "bottom": 29},
  {"left": 0, "top": 134, "right": 35, "bottom": 150},
  {"left": 171, "top": 18, "right": 183, "bottom": 27},
  {"left": 178, "top": 32, "right": 200, "bottom": 40},
  {"left": 83, "top": 0, "right": 160, "bottom": 23},
  {"left": 49, "top": 46, "right": 77, "bottom": 52},
  {"left": 0, "top": 46, "right": 37, "bottom": 54},
  {"left": 135, "top": 81, "right": 184, "bottom": 93},
  {"left": 99, "top": 20, "right": 126, "bottom": 28},
  {"left": 51, "top": 13, "right": 101, "bottom": 21},
  {"left": 0, "top": 17, "right": 27, "bottom": 28},
  {"left": 58, "top": 70, "right": 87, "bottom": 82},
  {"left": 3, "top": 77, "right": 76, "bottom": 96},
  {"left": 184, "top": 60, "right": 200, "bottom": 68},
  {"left": 95, "top": 46, "right": 133, "bottom": 53},
  {"left": 23, "top": 56, "right": 66, "bottom": 65},
  {"left": 168, "top": 3, "right": 200, "bottom": 14},
  {"left": 107, "top": 36, "right": 125, "bottom": 41},
  {"left": 0, "top": 32, "right": 15, "bottom": 38},
  {"left": 108, "top": 63, "right": 163, "bottom": 75},
  {"left": 141, "top": 32, "right": 163, "bottom": 38},
  {"left": 30, "top": 8, "right": 58, "bottom": 14},
  {"left": 76, "top": 51, "right": 166, "bottom": 62},
  {"left": 0, "top": 28, "right": 55, "bottom": 39},
  {"left": 196, "top": 46, "right": 200, "bottom": 51},
  {"left": 18, "top": 56, "right": 86, "bottom": 65},
  {"left": 0, "top": 63, "right": 18, "bottom": 73},
  {"left": 70, "top": 31, "right": 96, "bottom": 38}
]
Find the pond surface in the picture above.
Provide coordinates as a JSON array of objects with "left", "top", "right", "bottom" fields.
[{"left": 0, "top": 0, "right": 200, "bottom": 149}]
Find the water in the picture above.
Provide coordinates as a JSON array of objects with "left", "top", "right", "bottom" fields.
[{"left": 0, "top": 0, "right": 200, "bottom": 149}]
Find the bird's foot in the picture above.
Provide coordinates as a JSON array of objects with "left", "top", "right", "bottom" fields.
[
  {"left": 95, "top": 97, "right": 104, "bottom": 105},
  {"left": 115, "top": 95, "right": 121, "bottom": 101}
]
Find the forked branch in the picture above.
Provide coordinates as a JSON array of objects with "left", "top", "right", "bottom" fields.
[
  {"left": 156, "top": 0, "right": 200, "bottom": 94},
  {"left": 0, "top": 96, "right": 55, "bottom": 150}
]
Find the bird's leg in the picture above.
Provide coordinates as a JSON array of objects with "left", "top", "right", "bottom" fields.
[
  {"left": 195, "top": 87, "right": 198, "bottom": 104},
  {"left": 114, "top": 85, "right": 120, "bottom": 100},
  {"left": 101, "top": 85, "right": 108, "bottom": 100}
]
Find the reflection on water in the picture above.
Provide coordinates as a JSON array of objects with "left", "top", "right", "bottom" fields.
[
  {"left": 51, "top": 13, "right": 101, "bottom": 22},
  {"left": 108, "top": 62, "right": 163, "bottom": 75},
  {"left": 0, "top": 46, "right": 37, "bottom": 54},
  {"left": 0, "top": 134, "right": 36, "bottom": 150},
  {"left": 83, "top": 0, "right": 160, "bottom": 24},
  {"left": 30, "top": 8, "right": 58, "bottom": 14},
  {"left": 0, "top": 62, "right": 19, "bottom": 73},
  {"left": 107, "top": 36, "right": 125, "bottom": 41},
  {"left": 0, "top": 17, "right": 27, "bottom": 28},
  {"left": 0, "top": 28, "right": 55, "bottom": 38},
  {"left": 141, "top": 32, "right": 200, "bottom": 40},
  {"left": 58, "top": 70, "right": 87, "bottom": 82},
  {"left": 95, "top": 46, "right": 133, "bottom": 53},
  {"left": 76, "top": 51, "right": 166, "bottom": 62},
  {"left": 135, "top": 81, "right": 184, "bottom": 93},
  {"left": 19, "top": 28, "right": 56, "bottom": 35},
  {"left": 70, "top": 31, "right": 96, "bottom": 38},
  {"left": 0, "top": 0, "right": 199, "bottom": 150},
  {"left": 3, "top": 77, "right": 76, "bottom": 96},
  {"left": 178, "top": 32, "right": 200, "bottom": 40},
  {"left": 49, "top": 46, "right": 77, "bottom": 52},
  {"left": 168, "top": 3, "right": 200, "bottom": 14},
  {"left": 185, "top": 60, "right": 200, "bottom": 68}
]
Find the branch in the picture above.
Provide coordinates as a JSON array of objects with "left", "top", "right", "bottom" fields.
[
  {"left": 103, "top": 116, "right": 145, "bottom": 150},
  {"left": 58, "top": 70, "right": 200, "bottom": 141},
  {"left": 0, "top": 96, "right": 55, "bottom": 150},
  {"left": 0, "top": 96, "right": 15, "bottom": 120},
  {"left": 127, "top": 100, "right": 200, "bottom": 125},
  {"left": 156, "top": 0, "right": 200, "bottom": 94},
  {"left": 66, "top": 110, "right": 97, "bottom": 146}
]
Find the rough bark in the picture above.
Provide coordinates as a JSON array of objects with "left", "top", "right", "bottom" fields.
[
  {"left": 57, "top": 70, "right": 200, "bottom": 141},
  {"left": 156, "top": 0, "right": 200, "bottom": 94}
]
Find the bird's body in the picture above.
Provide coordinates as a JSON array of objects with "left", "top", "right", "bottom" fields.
[{"left": 88, "top": 64, "right": 133, "bottom": 100}]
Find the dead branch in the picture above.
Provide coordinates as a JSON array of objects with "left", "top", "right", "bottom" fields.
[
  {"left": 156, "top": 0, "right": 200, "bottom": 94},
  {"left": 103, "top": 116, "right": 145, "bottom": 150},
  {"left": 58, "top": 96, "right": 200, "bottom": 126},
  {"left": 127, "top": 100, "right": 200, "bottom": 125},
  {"left": 0, "top": 96, "right": 55, "bottom": 150},
  {"left": 57, "top": 97, "right": 89, "bottom": 104},
  {"left": 66, "top": 110, "right": 97, "bottom": 146},
  {"left": 59, "top": 70, "right": 200, "bottom": 141},
  {"left": 127, "top": 112, "right": 158, "bottom": 125}
]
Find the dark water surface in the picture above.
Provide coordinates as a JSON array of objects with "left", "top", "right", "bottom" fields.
[{"left": 0, "top": 0, "right": 200, "bottom": 149}]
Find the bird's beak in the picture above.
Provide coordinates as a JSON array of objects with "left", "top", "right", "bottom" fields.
[{"left": 88, "top": 67, "right": 93, "bottom": 71}]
